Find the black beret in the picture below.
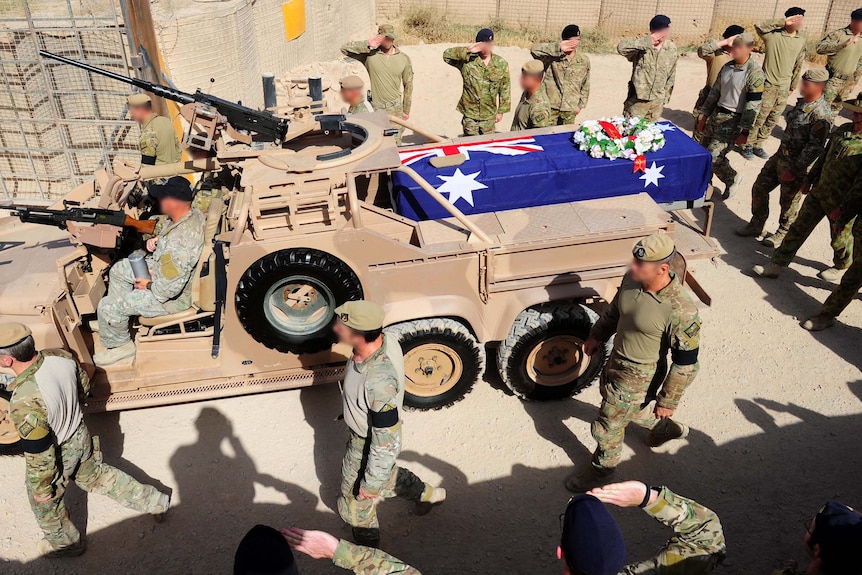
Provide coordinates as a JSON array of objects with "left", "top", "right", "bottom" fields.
[
  {"left": 476, "top": 28, "right": 494, "bottom": 42},
  {"left": 649, "top": 14, "right": 671, "bottom": 31},
  {"left": 723, "top": 24, "right": 745, "bottom": 38},
  {"left": 562, "top": 24, "right": 581, "bottom": 39},
  {"left": 148, "top": 176, "right": 194, "bottom": 202},
  {"left": 785, "top": 6, "right": 805, "bottom": 17},
  {"left": 812, "top": 501, "right": 862, "bottom": 573},
  {"left": 234, "top": 525, "right": 299, "bottom": 575},
  {"left": 561, "top": 495, "right": 627, "bottom": 575},
  {"left": 852, "top": 8, "right": 862, "bottom": 21}
]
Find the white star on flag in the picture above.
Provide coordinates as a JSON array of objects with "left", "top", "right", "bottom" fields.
[
  {"left": 436, "top": 168, "right": 488, "bottom": 207},
  {"left": 654, "top": 122, "right": 677, "bottom": 132},
  {"left": 640, "top": 162, "right": 665, "bottom": 188}
]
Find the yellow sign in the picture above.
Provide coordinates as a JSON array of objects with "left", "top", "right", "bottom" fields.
[{"left": 282, "top": 0, "right": 306, "bottom": 42}]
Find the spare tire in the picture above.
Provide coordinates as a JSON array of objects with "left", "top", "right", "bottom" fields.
[
  {"left": 235, "top": 248, "right": 363, "bottom": 355},
  {"left": 0, "top": 388, "right": 22, "bottom": 456}
]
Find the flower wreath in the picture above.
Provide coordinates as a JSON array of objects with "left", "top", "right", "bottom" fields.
[{"left": 572, "top": 116, "right": 667, "bottom": 172}]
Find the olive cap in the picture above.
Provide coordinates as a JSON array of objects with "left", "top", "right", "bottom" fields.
[
  {"left": 335, "top": 300, "right": 385, "bottom": 331},
  {"left": 378, "top": 24, "right": 396, "bottom": 39},
  {"left": 0, "top": 322, "right": 32, "bottom": 348},
  {"left": 522, "top": 59, "right": 545, "bottom": 75},
  {"left": 633, "top": 234, "right": 675, "bottom": 262},
  {"left": 127, "top": 93, "right": 151, "bottom": 106},
  {"left": 803, "top": 67, "right": 829, "bottom": 83},
  {"left": 843, "top": 93, "right": 862, "bottom": 113},
  {"left": 733, "top": 32, "right": 755, "bottom": 46},
  {"left": 340, "top": 75, "right": 364, "bottom": 90}
]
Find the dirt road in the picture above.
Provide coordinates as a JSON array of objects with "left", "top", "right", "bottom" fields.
[{"left": 1, "top": 45, "right": 860, "bottom": 574}]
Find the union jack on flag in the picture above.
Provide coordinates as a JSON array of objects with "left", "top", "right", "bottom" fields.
[{"left": 398, "top": 136, "right": 545, "bottom": 166}]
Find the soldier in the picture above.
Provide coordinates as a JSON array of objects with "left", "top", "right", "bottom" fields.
[
  {"left": 443, "top": 28, "right": 511, "bottom": 136},
  {"left": 530, "top": 24, "right": 590, "bottom": 125},
  {"left": 511, "top": 60, "right": 553, "bottom": 131},
  {"left": 744, "top": 8, "right": 807, "bottom": 160},
  {"left": 771, "top": 501, "right": 862, "bottom": 575},
  {"left": 566, "top": 235, "right": 701, "bottom": 493},
  {"left": 692, "top": 24, "right": 744, "bottom": 143},
  {"left": 127, "top": 93, "right": 181, "bottom": 167},
  {"left": 333, "top": 301, "right": 445, "bottom": 548},
  {"left": 340, "top": 75, "right": 374, "bottom": 114},
  {"left": 341, "top": 25, "right": 413, "bottom": 144},
  {"left": 753, "top": 95, "right": 862, "bottom": 284},
  {"left": 736, "top": 68, "right": 833, "bottom": 246},
  {"left": 93, "top": 177, "right": 205, "bottom": 366},
  {"left": 0, "top": 323, "right": 169, "bottom": 558},
  {"left": 617, "top": 15, "right": 678, "bottom": 122},
  {"left": 817, "top": 9, "right": 862, "bottom": 115},
  {"left": 558, "top": 482, "right": 725, "bottom": 574},
  {"left": 696, "top": 33, "right": 765, "bottom": 200}
]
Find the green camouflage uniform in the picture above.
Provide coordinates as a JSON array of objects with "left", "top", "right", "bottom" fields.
[
  {"left": 749, "top": 96, "right": 833, "bottom": 233},
  {"left": 589, "top": 272, "right": 701, "bottom": 471},
  {"left": 349, "top": 101, "right": 375, "bottom": 115},
  {"left": 510, "top": 88, "right": 553, "bottom": 131},
  {"left": 529, "top": 43, "right": 590, "bottom": 125},
  {"left": 617, "top": 36, "right": 678, "bottom": 122},
  {"left": 333, "top": 539, "right": 421, "bottom": 574},
  {"left": 748, "top": 19, "right": 806, "bottom": 148},
  {"left": 771, "top": 124, "right": 860, "bottom": 270},
  {"left": 97, "top": 208, "right": 205, "bottom": 348},
  {"left": 338, "top": 335, "right": 428, "bottom": 529},
  {"left": 817, "top": 27, "right": 862, "bottom": 115},
  {"left": 443, "top": 47, "right": 511, "bottom": 135},
  {"left": 623, "top": 487, "right": 726, "bottom": 574},
  {"left": 139, "top": 114, "right": 181, "bottom": 166},
  {"left": 193, "top": 167, "right": 235, "bottom": 214},
  {"left": 8, "top": 349, "right": 165, "bottom": 550},
  {"left": 699, "top": 58, "right": 765, "bottom": 187},
  {"left": 692, "top": 39, "right": 733, "bottom": 143}
]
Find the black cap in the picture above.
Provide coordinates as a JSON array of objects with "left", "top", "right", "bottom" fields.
[
  {"left": 234, "top": 525, "right": 299, "bottom": 575},
  {"left": 812, "top": 501, "right": 862, "bottom": 573},
  {"left": 785, "top": 6, "right": 805, "bottom": 17},
  {"left": 476, "top": 28, "right": 494, "bottom": 42},
  {"left": 561, "top": 495, "right": 627, "bottom": 575},
  {"left": 723, "top": 24, "right": 745, "bottom": 38},
  {"left": 649, "top": 14, "right": 671, "bottom": 31},
  {"left": 562, "top": 24, "right": 581, "bottom": 39},
  {"left": 852, "top": 8, "right": 862, "bottom": 21},
  {"left": 148, "top": 176, "right": 194, "bottom": 202}
]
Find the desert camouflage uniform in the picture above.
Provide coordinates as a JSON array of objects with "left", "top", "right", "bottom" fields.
[
  {"left": 771, "top": 124, "right": 860, "bottom": 270},
  {"left": 349, "top": 101, "right": 375, "bottom": 115},
  {"left": 750, "top": 96, "right": 833, "bottom": 233},
  {"left": 9, "top": 349, "right": 165, "bottom": 549},
  {"left": 97, "top": 208, "right": 205, "bottom": 349},
  {"left": 139, "top": 114, "right": 181, "bottom": 167},
  {"left": 817, "top": 26, "right": 862, "bottom": 115},
  {"left": 193, "top": 166, "right": 236, "bottom": 214},
  {"left": 623, "top": 487, "right": 726, "bottom": 574},
  {"left": 529, "top": 43, "right": 590, "bottom": 125},
  {"left": 511, "top": 87, "right": 553, "bottom": 131},
  {"left": 443, "top": 47, "right": 511, "bottom": 135},
  {"left": 589, "top": 272, "right": 701, "bottom": 471},
  {"left": 692, "top": 39, "right": 733, "bottom": 143},
  {"left": 333, "top": 539, "right": 421, "bottom": 574},
  {"left": 617, "top": 36, "right": 678, "bottom": 121},
  {"left": 700, "top": 58, "right": 765, "bottom": 187}
]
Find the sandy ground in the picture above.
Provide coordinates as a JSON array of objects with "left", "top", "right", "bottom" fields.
[{"left": 1, "top": 45, "right": 861, "bottom": 574}]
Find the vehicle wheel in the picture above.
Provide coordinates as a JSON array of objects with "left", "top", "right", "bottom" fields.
[
  {"left": 0, "top": 388, "right": 22, "bottom": 456},
  {"left": 387, "top": 318, "right": 485, "bottom": 410},
  {"left": 497, "top": 304, "right": 608, "bottom": 401},
  {"left": 235, "top": 248, "right": 363, "bottom": 355}
]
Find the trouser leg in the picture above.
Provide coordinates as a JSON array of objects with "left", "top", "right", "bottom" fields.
[
  {"left": 750, "top": 156, "right": 780, "bottom": 224},
  {"left": 557, "top": 110, "right": 578, "bottom": 125},
  {"left": 338, "top": 433, "right": 379, "bottom": 529},
  {"left": 822, "top": 218, "right": 862, "bottom": 316},
  {"left": 777, "top": 179, "right": 803, "bottom": 233},
  {"left": 372, "top": 101, "right": 404, "bottom": 145},
  {"left": 831, "top": 217, "right": 856, "bottom": 270},
  {"left": 824, "top": 76, "right": 848, "bottom": 116},
  {"left": 708, "top": 138, "right": 735, "bottom": 186},
  {"left": 772, "top": 195, "right": 826, "bottom": 267},
  {"left": 27, "top": 482, "right": 80, "bottom": 548},
  {"left": 748, "top": 83, "right": 785, "bottom": 147}
]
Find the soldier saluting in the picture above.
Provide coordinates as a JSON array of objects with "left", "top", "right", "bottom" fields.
[
  {"left": 618, "top": 15, "right": 678, "bottom": 122},
  {"left": 530, "top": 24, "right": 590, "bottom": 125},
  {"left": 816, "top": 9, "right": 862, "bottom": 115}
]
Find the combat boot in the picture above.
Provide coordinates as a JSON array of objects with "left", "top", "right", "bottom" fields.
[
  {"left": 153, "top": 492, "right": 171, "bottom": 523},
  {"left": 762, "top": 229, "right": 787, "bottom": 248},
  {"left": 753, "top": 263, "right": 782, "bottom": 278},
  {"left": 565, "top": 466, "right": 615, "bottom": 493},
  {"left": 414, "top": 485, "right": 446, "bottom": 516},
  {"left": 735, "top": 220, "right": 765, "bottom": 237},
  {"left": 38, "top": 538, "right": 86, "bottom": 559},
  {"left": 753, "top": 147, "right": 771, "bottom": 159},
  {"left": 802, "top": 313, "right": 836, "bottom": 331},
  {"left": 817, "top": 267, "right": 846, "bottom": 284},
  {"left": 93, "top": 341, "right": 136, "bottom": 366},
  {"left": 723, "top": 174, "right": 742, "bottom": 200},
  {"left": 648, "top": 420, "right": 690, "bottom": 448},
  {"left": 352, "top": 527, "right": 380, "bottom": 549},
  {"left": 741, "top": 145, "right": 754, "bottom": 160}
]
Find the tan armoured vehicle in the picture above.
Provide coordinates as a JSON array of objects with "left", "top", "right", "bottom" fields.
[{"left": 0, "top": 53, "right": 718, "bottom": 455}]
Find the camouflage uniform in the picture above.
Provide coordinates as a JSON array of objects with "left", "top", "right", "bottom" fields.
[
  {"left": 510, "top": 87, "right": 553, "bottom": 131},
  {"left": 97, "top": 208, "right": 205, "bottom": 349},
  {"left": 338, "top": 334, "right": 430, "bottom": 529},
  {"left": 443, "top": 47, "right": 511, "bottom": 135},
  {"left": 699, "top": 58, "right": 765, "bottom": 187},
  {"left": 333, "top": 539, "right": 421, "bottom": 574},
  {"left": 617, "top": 36, "right": 678, "bottom": 121},
  {"left": 139, "top": 114, "right": 181, "bottom": 166},
  {"left": 193, "top": 167, "right": 236, "bottom": 214},
  {"left": 8, "top": 349, "right": 166, "bottom": 550},
  {"left": 692, "top": 39, "right": 733, "bottom": 143},
  {"left": 589, "top": 272, "right": 701, "bottom": 471},
  {"left": 816, "top": 27, "right": 862, "bottom": 115},
  {"left": 623, "top": 487, "right": 726, "bottom": 574},
  {"left": 749, "top": 96, "right": 833, "bottom": 233},
  {"left": 348, "top": 101, "right": 375, "bottom": 115},
  {"left": 529, "top": 43, "right": 590, "bottom": 125},
  {"left": 771, "top": 124, "right": 861, "bottom": 270}
]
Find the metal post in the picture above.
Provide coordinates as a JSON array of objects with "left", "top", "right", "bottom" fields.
[
  {"left": 308, "top": 75, "right": 323, "bottom": 113},
  {"left": 123, "top": 0, "right": 168, "bottom": 117},
  {"left": 262, "top": 73, "right": 277, "bottom": 109}
]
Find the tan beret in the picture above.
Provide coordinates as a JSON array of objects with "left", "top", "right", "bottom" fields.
[
  {"left": 335, "top": 300, "right": 385, "bottom": 331},
  {"left": 633, "top": 234, "right": 676, "bottom": 262},
  {"left": 340, "top": 75, "right": 364, "bottom": 90},
  {"left": 732, "top": 32, "right": 755, "bottom": 46},
  {"left": 803, "top": 67, "right": 829, "bottom": 83},
  {"left": 521, "top": 59, "right": 545, "bottom": 75},
  {"left": 127, "top": 93, "right": 152, "bottom": 106},
  {"left": 0, "top": 322, "right": 32, "bottom": 348},
  {"left": 378, "top": 24, "right": 396, "bottom": 39}
]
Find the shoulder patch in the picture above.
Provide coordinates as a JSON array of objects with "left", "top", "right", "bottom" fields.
[{"left": 684, "top": 321, "right": 701, "bottom": 339}]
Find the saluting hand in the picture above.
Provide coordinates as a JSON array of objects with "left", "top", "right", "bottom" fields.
[
  {"left": 719, "top": 34, "right": 739, "bottom": 48},
  {"left": 785, "top": 15, "right": 803, "bottom": 28},
  {"left": 650, "top": 30, "right": 667, "bottom": 47},
  {"left": 560, "top": 39, "right": 579, "bottom": 53},
  {"left": 588, "top": 481, "right": 654, "bottom": 508},
  {"left": 368, "top": 34, "right": 386, "bottom": 49},
  {"left": 280, "top": 528, "right": 339, "bottom": 560},
  {"left": 468, "top": 42, "right": 487, "bottom": 53}
]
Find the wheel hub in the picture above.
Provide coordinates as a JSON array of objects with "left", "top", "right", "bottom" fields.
[
  {"left": 525, "top": 335, "right": 589, "bottom": 387},
  {"left": 263, "top": 276, "right": 335, "bottom": 336},
  {"left": 404, "top": 343, "right": 464, "bottom": 398}
]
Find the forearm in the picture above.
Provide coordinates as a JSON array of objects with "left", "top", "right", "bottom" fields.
[
  {"left": 341, "top": 41, "right": 371, "bottom": 59},
  {"left": 443, "top": 47, "right": 470, "bottom": 66},
  {"left": 756, "top": 18, "right": 785, "bottom": 35},
  {"left": 816, "top": 34, "right": 843, "bottom": 55},
  {"left": 643, "top": 487, "right": 725, "bottom": 553},
  {"left": 790, "top": 56, "right": 804, "bottom": 91},
  {"left": 739, "top": 100, "right": 762, "bottom": 130},
  {"left": 656, "top": 361, "right": 699, "bottom": 410},
  {"left": 25, "top": 449, "right": 59, "bottom": 499},
  {"left": 150, "top": 275, "right": 190, "bottom": 302},
  {"left": 402, "top": 77, "right": 414, "bottom": 114},
  {"left": 700, "top": 84, "right": 720, "bottom": 116},
  {"left": 579, "top": 73, "right": 590, "bottom": 109},
  {"left": 697, "top": 39, "right": 720, "bottom": 59},
  {"left": 333, "top": 540, "right": 421, "bottom": 574},
  {"left": 362, "top": 423, "right": 401, "bottom": 493},
  {"left": 617, "top": 37, "right": 649, "bottom": 59},
  {"left": 498, "top": 80, "right": 511, "bottom": 114}
]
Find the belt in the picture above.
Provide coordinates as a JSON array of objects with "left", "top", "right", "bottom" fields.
[
  {"left": 717, "top": 106, "right": 740, "bottom": 115},
  {"left": 827, "top": 65, "right": 852, "bottom": 81}
]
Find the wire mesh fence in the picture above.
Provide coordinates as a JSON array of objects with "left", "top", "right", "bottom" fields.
[{"left": 0, "top": 0, "right": 138, "bottom": 201}]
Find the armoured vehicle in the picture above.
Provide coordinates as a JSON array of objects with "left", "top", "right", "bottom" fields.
[{"left": 0, "top": 53, "right": 718, "bottom": 455}]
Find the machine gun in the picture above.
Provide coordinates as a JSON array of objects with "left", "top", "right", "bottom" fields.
[
  {"left": 39, "top": 50, "right": 290, "bottom": 145},
  {"left": 11, "top": 205, "right": 157, "bottom": 235}
]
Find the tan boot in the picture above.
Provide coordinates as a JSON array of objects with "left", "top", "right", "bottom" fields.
[
  {"left": 648, "top": 420, "right": 690, "bottom": 448},
  {"left": 153, "top": 491, "right": 171, "bottom": 523},
  {"left": 801, "top": 313, "right": 836, "bottom": 331},
  {"left": 723, "top": 174, "right": 742, "bottom": 200},
  {"left": 753, "top": 263, "right": 782, "bottom": 278},
  {"left": 762, "top": 229, "right": 787, "bottom": 248},
  {"left": 93, "top": 341, "right": 136, "bottom": 366},
  {"left": 735, "top": 220, "right": 765, "bottom": 237},
  {"left": 817, "top": 267, "right": 846, "bottom": 284},
  {"left": 38, "top": 538, "right": 86, "bottom": 559},
  {"left": 415, "top": 485, "right": 446, "bottom": 516}
]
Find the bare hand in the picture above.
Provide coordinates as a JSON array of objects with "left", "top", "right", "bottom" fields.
[
  {"left": 133, "top": 278, "right": 151, "bottom": 290},
  {"left": 852, "top": 35, "right": 861, "bottom": 44},
  {"left": 583, "top": 337, "right": 600, "bottom": 356},
  {"left": 588, "top": 481, "right": 653, "bottom": 508},
  {"left": 800, "top": 182, "right": 812, "bottom": 195},
  {"left": 655, "top": 405, "right": 675, "bottom": 419},
  {"left": 696, "top": 115, "right": 707, "bottom": 133},
  {"left": 146, "top": 237, "right": 158, "bottom": 252},
  {"left": 33, "top": 492, "right": 53, "bottom": 503},
  {"left": 468, "top": 42, "right": 486, "bottom": 54},
  {"left": 402, "top": 113, "right": 409, "bottom": 120},
  {"left": 280, "top": 528, "right": 339, "bottom": 560},
  {"left": 560, "top": 39, "right": 579, "bottom": 53},
  {"left": 785, "top": 15, "right": 803, "bottom": 28},
  {"left": 720, "top": 34, "right": 739, "bottom": 48},
  {"left": 651, "top": 31, "right": 666, "bottom": 46},
  {"left": 357, "top": 486, "right": 376, "bottom": 500},
  {"left": 735, "top": 133, "right": 748, "bottom": 147},
  {"left": 495, "top": 113, "right": 503, "bottom": 123},
  {"left": 368, "top": 34, "right": 385, "bottom": 49},
  {"left": 575, "top": 107, "right": 581, "bottom": 114},
  {"left": 778, "top": 170, "right": 795, "bottom": 183}
]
